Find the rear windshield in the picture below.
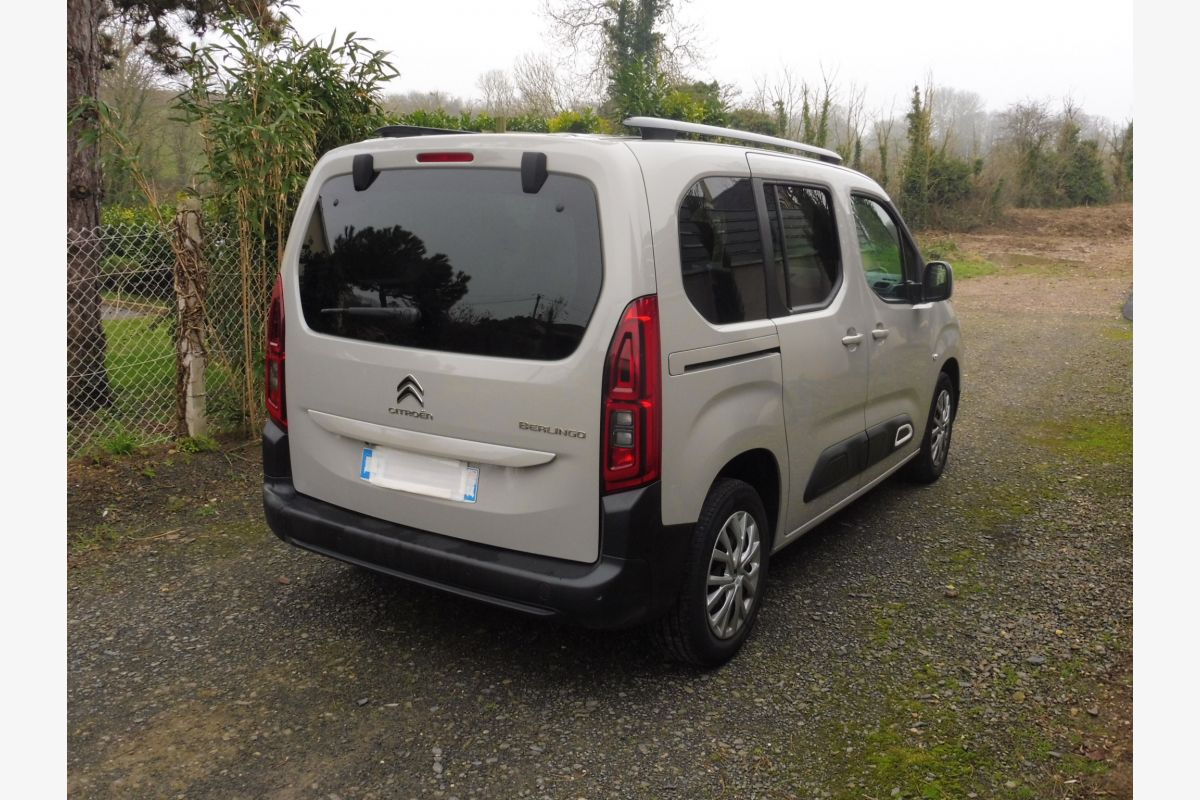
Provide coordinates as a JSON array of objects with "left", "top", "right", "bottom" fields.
[{"left": 298, "top": 168, "right": 603, "bottom": 360}]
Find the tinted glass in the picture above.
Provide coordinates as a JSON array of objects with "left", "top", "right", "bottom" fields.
[
  {"left": 763, "top": 184, "right": 840, "bottom": 308},
  {"left": 298, "top": 168, "right": 603, "bottom": 360},
  {"left": 852, "top": 196, "right": 909, "bottom": 301},
  {"left": 678, "top": 177, "right": 768, "bottom": 324}
]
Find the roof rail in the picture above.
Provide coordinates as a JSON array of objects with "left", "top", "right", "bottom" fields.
[
  {"left": 622, "top": 116, "right": 843, "bottom": 164},
  {"left": 377, "top": 124, "right": 470, "bottom": 138}
]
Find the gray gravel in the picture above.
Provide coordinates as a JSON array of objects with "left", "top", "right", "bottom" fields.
[{"left": 68, "top": 209, "right": 1133, "bottom": 799}]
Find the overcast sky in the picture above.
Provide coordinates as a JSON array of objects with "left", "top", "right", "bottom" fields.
[{"left": 292, "top": 0, "right": 1134, "bottom": 123}]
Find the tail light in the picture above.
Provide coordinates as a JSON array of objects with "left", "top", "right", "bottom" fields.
[
  {"left": 602, "top": 295, "right": 661, "bottom": 493},
  {"left": 265, "top": 274, "right": 287, "bottom": 429}
]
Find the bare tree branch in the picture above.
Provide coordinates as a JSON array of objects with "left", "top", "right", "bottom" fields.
[
  {"left": 477, "top": 68, "right": 517, "bottom": 119},
  {"left": 513, "top": 52, "right": 566, "bottom": 115}
]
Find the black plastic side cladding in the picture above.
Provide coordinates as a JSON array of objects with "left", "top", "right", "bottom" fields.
[
  {"left": 521, "top": 152, "right": 548, "bottom": 194},
  {"left": 353, "top": 153, "right": 378, "bottom": 192},
  {"left": 803, "top": 413, "right": 915, "bottom": 503},
  {"left": 865, "top": 414, "right": 914, "bottom": 468},
  {"left": 804, "top": 432, "right": 868, "bottom": 503}
]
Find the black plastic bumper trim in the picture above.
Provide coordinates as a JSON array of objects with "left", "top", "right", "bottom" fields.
[{"left": 262, "top": 422, "right": 690, "bottom": 629}]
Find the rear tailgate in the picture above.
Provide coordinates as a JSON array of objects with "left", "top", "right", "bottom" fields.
[{"left": 282, "top": 136, "right": 653, "bottom": 563}]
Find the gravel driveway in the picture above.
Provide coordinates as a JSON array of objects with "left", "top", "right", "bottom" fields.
[{"left": 68, "top": 205, "right": 1133, "bottom": 800}]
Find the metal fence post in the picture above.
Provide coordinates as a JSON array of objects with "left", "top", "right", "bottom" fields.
[{"left": 173, "top": 199, "right": 208, "bottom": 438}]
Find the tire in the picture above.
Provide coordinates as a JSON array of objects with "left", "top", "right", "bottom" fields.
[
  {"left": 652, "top": 478, "right": 770, "bottom": 667},
  {"left": 902, "top": 371, "right": 956, "bottom": 484}
]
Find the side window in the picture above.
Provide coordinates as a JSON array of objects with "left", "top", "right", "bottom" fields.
[
  {"left": 851, "top": 195, "right": 916, "bottom": 302},
  {"left": 678, "top": 177, "right": 768, "bottom": 324},
  {"left": 763, "top": 183, "right": 840, "bottom": 309}
]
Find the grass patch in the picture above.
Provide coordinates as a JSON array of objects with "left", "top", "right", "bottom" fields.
[
  {"left": 871, "top": 602, "right": 907, "bottom": 647},
  {"left": 1030, "top": 416, "right": 1132, "bottom": 464},
  {"left": 68, "top": 316, "right": 175, "bottom": 456},
  {"left": 1097, "top": 630, "right": 1129, "bottom": 652},
  {"left": 1103, "top": 323, "right": 1132, "bottom": 341},
  {"left": 949, "top": 548, "right": 978, "bottom": 567},
  {"left": 104, "top": 315, "right": 176, "bottom": 408},
  {"left": 872, "top": 616, "right": 896, "bottom": 647},
  {"left": 959, "top": 491, "right": 1043, "bottom": 530},
  {"left": 949, "top": 257, "right": 1000, "bottom": 279},
  {"left": 101, "top": 315, "right": 241, "bottom": 424},
  {"left": 98, "top": 430, "right": 140, "bottom": 456},
  {"left": 992, "top": 253, "right": 1078, "bottom": 277},
  {"left": 860, "top": 732, "right": 982, "bottom": 800},
  {"left": 69, "top": 523, "right": 124, "bottom": 554},
  {"left": 952, "top": 458, "right": 1064, "bottom": 531},
  {"left": 819, "top": 684, "right": 1039, "bottom": 800},
  {"left": 799, "top": 631, "right": 1114, "bottom": 799},
  {"left": 178, "top": 435, "right": 219, "bottom": 453},
  {"left": 69, "top": 313, "right": 246, "bottom": 457},
  {"left": 917, "top": 235, "right": 1081, "bottom": 280},
  {"left": 101, "top": 291, "right": 172, "bottom": 313},
  {"left": 190, "top": 517, "right": 271, "bottom": 558},
  {"left": 1059, "top": 753, "right": 1110, "bottom": 778},
  {"left": 1054, "top": 657, "right": 1088, "bottom": 684},
  {"left": 919, "top": 235, "right": 964, "bottom": 260},
  {"left": 918, "top": 235, "right": 1000, "bottom": 280}
]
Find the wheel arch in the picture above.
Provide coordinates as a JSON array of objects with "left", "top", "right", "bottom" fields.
[
  {"left": 941, "top": 357, "right": 961, "bottom": 407},
  {"left": 714, "top": 449, "right": 782, "bottom": 548}
]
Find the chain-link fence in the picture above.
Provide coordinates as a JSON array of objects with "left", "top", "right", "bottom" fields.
[{"left": 67, "top": 218, "right": 267, "bottom": 457}]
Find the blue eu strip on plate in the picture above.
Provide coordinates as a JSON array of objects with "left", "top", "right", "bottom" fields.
[{"left": 358, "top": 444, "right": 479, "bottom": 503}]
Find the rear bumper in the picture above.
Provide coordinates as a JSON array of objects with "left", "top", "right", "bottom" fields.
[{"left": 261, "top": 421, "right": 690, "bottom": 629}]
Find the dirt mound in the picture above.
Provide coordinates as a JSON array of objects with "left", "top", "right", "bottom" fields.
[{"left": 994, "top": 203, "right": 1132, "bottom": 239}]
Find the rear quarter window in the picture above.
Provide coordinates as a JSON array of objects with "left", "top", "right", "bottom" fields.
[
  {"left": 298, "top": 168, "right": 603, "bottom": 360},
  {"left": 677, "top": 177, "right": 768, "bottom": 324}
]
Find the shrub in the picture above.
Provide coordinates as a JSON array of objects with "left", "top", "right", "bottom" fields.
[
  {"left": 177, "top": 435, "right": 219, "bottom": 453},
  {"left": 505, "top": 114, "right": 550, "bottom": 133},
  {"left": 99, "top": 430, "right": 139, "bottom": 456},
  {"left": 99, "top": 205, "right": 176, "bottom": 299},
  {"left": 548, "top": 109, "right": 602, "bottom": 133}
]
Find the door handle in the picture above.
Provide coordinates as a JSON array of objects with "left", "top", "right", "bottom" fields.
[
  {"left": 841, "top": 332, "right": 865, "bottom": 347},
  {"left": 872, "top": 326, "right": 890, "bottom": 340}
]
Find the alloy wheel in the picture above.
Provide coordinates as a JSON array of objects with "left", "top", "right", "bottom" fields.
[
  {"left": 930, "top": 388, "right": 953, "bottom": 467},
  {"left": 706, "top": 510, "right": 763, "bottom": 639}
]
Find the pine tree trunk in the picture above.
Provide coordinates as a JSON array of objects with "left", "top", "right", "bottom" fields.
[{"left": 67, "top": 0, "right": 113, "bottom": 412}]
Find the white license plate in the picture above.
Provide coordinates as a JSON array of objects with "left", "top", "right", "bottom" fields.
[{"left": 359, "top": 445, "right": 479, "bottom": 503}]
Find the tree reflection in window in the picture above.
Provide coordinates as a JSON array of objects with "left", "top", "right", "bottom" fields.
[
  {"left": 301, "top": 224, "right": 470, "bottom": 347},
  {"left": 300, "top": 224, "right": 582, "bottom": 359}
]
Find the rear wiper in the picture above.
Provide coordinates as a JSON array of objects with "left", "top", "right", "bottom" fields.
[{"left": 320, "top": 307, "right": 416, "bottom": 317}]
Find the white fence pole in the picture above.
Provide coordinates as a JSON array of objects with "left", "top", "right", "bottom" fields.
[{"left": 173, "top": 198, "right": 208, "bottom": 438}]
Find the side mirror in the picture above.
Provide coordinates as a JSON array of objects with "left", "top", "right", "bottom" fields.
[{"left": 923, "top": 261, "right": 953, "bottom": 302}]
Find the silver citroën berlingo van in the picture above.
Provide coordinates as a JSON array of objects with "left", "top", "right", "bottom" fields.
[{"left": 262, "top": 117, "right": 961, "bottom": 665}]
